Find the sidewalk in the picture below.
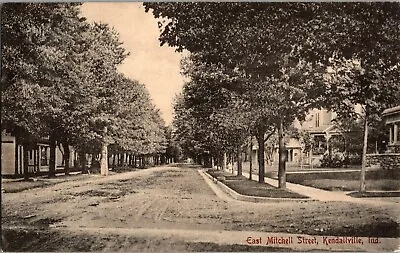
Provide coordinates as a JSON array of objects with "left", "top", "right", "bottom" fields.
[{"left": 224, "top": 169, "right": 395, "bottom": 205}]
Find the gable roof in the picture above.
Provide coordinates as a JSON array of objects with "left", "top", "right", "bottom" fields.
[{"left": 306, "top": 124, "right": 341, "bottom": 135}]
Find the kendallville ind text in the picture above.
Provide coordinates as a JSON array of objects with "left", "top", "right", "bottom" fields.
[{"left": 246, "top": 236, "right": 381, "bottom": 246}]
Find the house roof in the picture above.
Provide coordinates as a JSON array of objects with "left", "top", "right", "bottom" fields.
[
  {"left": 302, "top": 124, "right": 329, "bottom": 134},
  {"left": 305, "top": 124, "right": 341, "bottom": 135},
  {"left": 382, "top": 105, "right": 400, "bottom": 117}
]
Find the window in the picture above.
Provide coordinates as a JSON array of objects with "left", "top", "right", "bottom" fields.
[
  {"left": 40, "top": 147, "right": 49, "bottom": 166},
  {"left": 315, "top": 113, "right": 320, "bottom": 128},
  {"left": 390, "top": 125, "right": 395, "bottom": 143}
]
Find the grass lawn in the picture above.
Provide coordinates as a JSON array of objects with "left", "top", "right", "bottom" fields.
[
  {"left": 2, "top": 228, "right": 299, "bottom": 252},
  {"left": 286, "top": 169, "right": 400, "bottom": 192},
  {"left": 1, "top": 166, "right": 141, "bottom": 193},
  {"left": 348, "top": 191, "right": 400, "bottom": 198},
  {"left": 207, "top": 170, "right": 308, "bottom": 199},
  {"left": 1, "top": 174, "right": 90, "bottom": 193}
]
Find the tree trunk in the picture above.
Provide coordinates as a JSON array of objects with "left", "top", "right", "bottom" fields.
[
  {"left": 78, "top": 151, "right": 86, "bottom": 172},
  {"left": 249, "top": 140, "right": 253, "bottom": 180},
  {"left": 100, "top": 126, "right": 109, "bottom": 176},
  {"left": 112, "top": 154, "right": 116, "bottom": 170},
  {"left": 257, "top": 132, "right": 265, "bottom": 183},
  {"left": 343, "top": 138, "right": 348, "bottom": 168},
  {"left": 278, "top": 120, "right": 287, "bottom": 189},
  {"left": 310, "top": 139, "right": 314, "bottom": 170},
  {"left": 223, "top": 152, "right": 227, "bottom": 171},
  {"left": 326, "top": 135, "right": 331, "bottom": 159},
  {"left": 90, "top": 154, "right": 95, "bottom": 170},
  {"left": 360, "top": 114, "right": 369, "bottom": 192},
  {"left": 236, "top": 145, "right": 242, "bottom": 176},
  {"left": 230, "top": 153, "right": 234, "bottom": 174},
  {"left": 23, "top": 145, "right": 29, "bottom": 181},
  {"left": 62, "top": 140, "right": 70, "bottom": 176},
  {"left": 48, "top": 133, "right": 56, "bottom": 178}
]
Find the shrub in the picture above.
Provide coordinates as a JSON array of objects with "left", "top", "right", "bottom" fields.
[
  {"left": 344, "top": 154, "right": 362, "bottom": 166},
  {"left": 320, "top": 153, "right": 344, "bottom": 168}
]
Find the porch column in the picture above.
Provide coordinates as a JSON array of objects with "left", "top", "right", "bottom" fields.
[
  {"left": 35, "top": 148, "right": 39, "bottom": 172},
  {"left": 19, "top": 146, "right": 23, "bottom": 174},
  {"left": 310, "top": 136, "right": 314, "bottom": 169},
  {"left": 325, "top": 133, "right": 331, "bottom": 157},
  {"left": 38, "top": 146, "right": 41, "bottom": 172},
  {"left": 389, "top": 124, "right": 393, "bottom": 144},
  {"left": 33, "top": 149, "right": 37, "bottom": 172},
  {"left": 394, "top": 123, "right": 398, "bottom": 143}
]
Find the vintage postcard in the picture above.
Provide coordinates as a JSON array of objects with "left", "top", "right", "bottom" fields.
[{"left": 1, "top": 2, "right": 399, "bottom": 252}]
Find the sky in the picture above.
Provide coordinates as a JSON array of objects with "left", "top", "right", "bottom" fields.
[{"left": 80, "top": 2, "right": 185, "bottom": 125}]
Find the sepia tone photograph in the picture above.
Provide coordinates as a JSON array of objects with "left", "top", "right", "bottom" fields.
[{"left": 1, "top": 2, "right": 399, "bottom": 252}]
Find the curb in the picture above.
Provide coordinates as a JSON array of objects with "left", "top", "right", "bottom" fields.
[{"left": 201, "top": 170, "right": 314, "bottom": 203}]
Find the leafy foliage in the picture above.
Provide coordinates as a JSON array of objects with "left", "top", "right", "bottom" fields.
[
  {"left": 146, "top": 3, "right": 329, "bottom": 182},
  {"left": 147, "top": 3, "right": 399, "bottom": 188},
  {"left": 1, "top": 3, "right": 167, "bottom": 175}
]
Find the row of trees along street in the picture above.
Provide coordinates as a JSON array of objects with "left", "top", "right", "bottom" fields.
[
  {"left": 145, "top": 2, "right": 400, "bottom": 191},
  {"left": 1, "top": 3, "right": 180, "bottom": 179}
]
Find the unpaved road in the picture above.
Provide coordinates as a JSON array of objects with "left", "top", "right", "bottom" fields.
[{"left": 2, "top": 165, "right": 399, "bottom": 251}]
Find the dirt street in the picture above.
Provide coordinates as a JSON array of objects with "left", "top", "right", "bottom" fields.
[{"left": 2, "top": 165, "right": 399, "bottom": 251}]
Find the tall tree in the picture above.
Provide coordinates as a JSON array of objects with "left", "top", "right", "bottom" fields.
[
  {"left": 315, "top": 3, "right": 400, "bottom": 192},
  {"left": 176, "top": 55, "right": 252, "bottom": 171},
  {"left": 1, "top": 3, "right": 143, "bottom": 177},
  {"left": 2, "top": 3, "right": 89, "bottom": 177},
  {"left": 145, "top": 3, "right": 325, "bottom": 185}
]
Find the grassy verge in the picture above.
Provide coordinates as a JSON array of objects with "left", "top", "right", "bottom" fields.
[
  {"left": 348, "top": 191, "right": 400, "bottom": 198},
  {"left": 207, "top": 170, "right": 308, "bottom": 199},
  {"left": 1, "top": 166, "right": 145, "bottom": 193},
  {"left": 1, "top": 228, "right": 298, "bottom": 252},
  {"left": 286, "top": 170, "right": 400, "bottom": 192},
  {"left": 1, "top": 174, "right": 90, "bottom": 193}
]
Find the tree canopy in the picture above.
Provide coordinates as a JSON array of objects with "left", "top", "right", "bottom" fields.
[
  {"left": 2, "top": 3, "right": 167, "bottom": 176},
  {"left": 146, "top": 2, "right": 400, "bottom": 188}
]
